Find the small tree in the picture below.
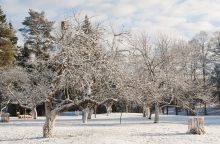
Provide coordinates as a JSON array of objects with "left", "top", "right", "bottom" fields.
[{"left": 0, "top": 66, "right": 49, "bottom": 119}]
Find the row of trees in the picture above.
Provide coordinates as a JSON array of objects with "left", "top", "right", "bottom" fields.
[
  {"left": 127, "top": 32, "right": 216, "bottom": 122},
  {"left": 0, "top": 6, "right": 220, "bottom": 137},
  {"left": 0, "top": 7, "right": 126, "bottom": 137}
]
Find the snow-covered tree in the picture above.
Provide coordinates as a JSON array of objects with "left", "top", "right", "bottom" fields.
[
  {"left": 0, "top": 66, "right": 49, "bottom": 119},
  {"left": 42, "top": 15, "right": 126, "bottom": 137},
  {"left": 128, "top": 33, "right": 192, "bottom": 122}
]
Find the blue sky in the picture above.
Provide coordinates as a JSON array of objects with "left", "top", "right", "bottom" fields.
[{"left": 1, "top": 0, "right": 220, "bottom": 45}]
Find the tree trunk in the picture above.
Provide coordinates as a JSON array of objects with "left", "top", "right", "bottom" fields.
[
  {"left": 43, "top": 100, "right": 58, "bottom": 138},
  {"left": 1, "top": 113, "right": 10, "bottom": 122},
  {"left": 154, "top": 102, "right": 159, "bottom": 123},
  {"left": 188, "top": 117, "right": 205, "bottom": 135},
  {"left": 175, "top": 106, "right": 179, "bottom": 115},
  {"left": 126, "top": 104, "right": 128, "bottom": 113},
  {"left": 146, "top": 106, "right": 150, "bottom": 117},
  {"left": 106, "top": 106, "right": 112, "bottom": 116},
  {"left": 31, "top": 106, "right": 38, "bottom": 119},
  {"left": 82, "top": 108, "right": 89, "bottom": 123},
  {"left": 162, "top": 107, "right": 165, "bottom": 114},
  {"left": 24, "top": 108, "right": 26, "bottom": 119},
  {"left": 94, "top": 106, "right": 97, "bottom": 118},
  {"left": 43, "top": 108, "right": 57, "bottom": 138},
  {"left": 143, "top": 111, "right": 146, "bottom": 117},
  {"left": 143, "top": 106, "right": 147, "bottom": 117},
  {"left": 42, "top": 66, "right": 65, "bottom": 138},
  {"left": 88, "top": 108, "right": 94, "bottom": 119},
  {"left": 218, "top": 93, "right": 220, "bottom": 104},
  {"left": 204, "top": 103, "right": 207, "bottom": 115},
  {"left": 148, "top": 107, "right": 152, "bottom": 119},
  {"left": 143, "top": 106, "right": 150, "bottom": 117},
  {"left": 175, "top": 100, "right": 179, "bottom": 115},
  {"left": 166, "top": 106, "right": 169, "bottom": 115}
]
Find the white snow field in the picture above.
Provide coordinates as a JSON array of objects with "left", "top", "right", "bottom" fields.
[{"left": 0, "top": 113, "right": 220, "bottom": 144}]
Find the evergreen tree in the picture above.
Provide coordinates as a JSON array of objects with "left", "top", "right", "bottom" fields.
[
  {"left": 0, "top": 6, "right": 6, "bottom": 24},
  {"left": 19, "top": 9, "right": 54, "bottom": 62},
  {"left": 0, "top": 6, "right": 17, "bottom": 67},
  {"left": 0, "top": 39, "right": 14, "bottom": 67},
  {"left": 82, "top": 15, "right": 92, "bottom": 34}
]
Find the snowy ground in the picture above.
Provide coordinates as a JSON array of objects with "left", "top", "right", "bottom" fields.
[{"left": 0, "top": 113, "right": 220, "bottom": 144}]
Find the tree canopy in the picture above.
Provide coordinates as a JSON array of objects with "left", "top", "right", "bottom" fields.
[
  {"left": 0, "top": 6, "right": 17, "bottom": 67},
  {"left": 19, "top": 9, "right": 54, "bottom": 61}
]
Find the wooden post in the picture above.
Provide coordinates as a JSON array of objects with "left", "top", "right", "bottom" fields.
[
  {"left": 1, "top": 113, "right": 10, "bottom": 122},
  {"left": 187, "top": 117, "right": 205, "bottom": 135}
]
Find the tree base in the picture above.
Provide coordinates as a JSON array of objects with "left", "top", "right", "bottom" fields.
[
  {"left": 188, "top": 127, "right": 206, "bottom": 135},
  {"left": 1, "top": 113, "right": 10, "bottom": 122},
  {"left": 187, "top": 117, "right": 205, "bottom": 135}
]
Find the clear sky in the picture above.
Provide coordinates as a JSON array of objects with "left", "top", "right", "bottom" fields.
[{"left": 1, "top": 0, "right": 220, "bottom": 45}]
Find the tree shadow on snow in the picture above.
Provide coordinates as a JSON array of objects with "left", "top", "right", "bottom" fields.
[
  {"left": 133, "top": 132, "right": 189, "bottom": 137},
  {"left": 0, "top": 136, "right": 45, "bottom": 142}
]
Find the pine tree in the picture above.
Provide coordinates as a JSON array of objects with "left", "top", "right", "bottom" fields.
[
  {"left": 82, "top": 15, "right": 92, "bottom": 34},
  {"left": 0, "top": 6, "right": 17, "bottom": 67},
  {"left": 0, "top": 6, "right": 6, "bottom": 24},
  {"left": 19, "top": 9, "right": 54, "bottom": 62},
  {"left": 0, "top": 7, "right": 13, "bottom": 38},
  {"left": 0, "top": 39, "right": 14, "bottom": 67}
]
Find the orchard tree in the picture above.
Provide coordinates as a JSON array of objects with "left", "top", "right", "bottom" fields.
[
  {"left": 0, "top": 66, "right": 49, "bottom": 119},
  {"left": 128, "top": 33, "right": 191, "bottom": 123},
  {"left": 4, "top": 10, "right": 56, "bottom": 118},
  {"left": 185, "top": 32, "right": 214, "bottom": 115},
  {"left": 210, "top": 31, "right": 220, "bottom": 104},
  {"left": 42, "top": 15, "right": 126, "bottom": 137}
]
